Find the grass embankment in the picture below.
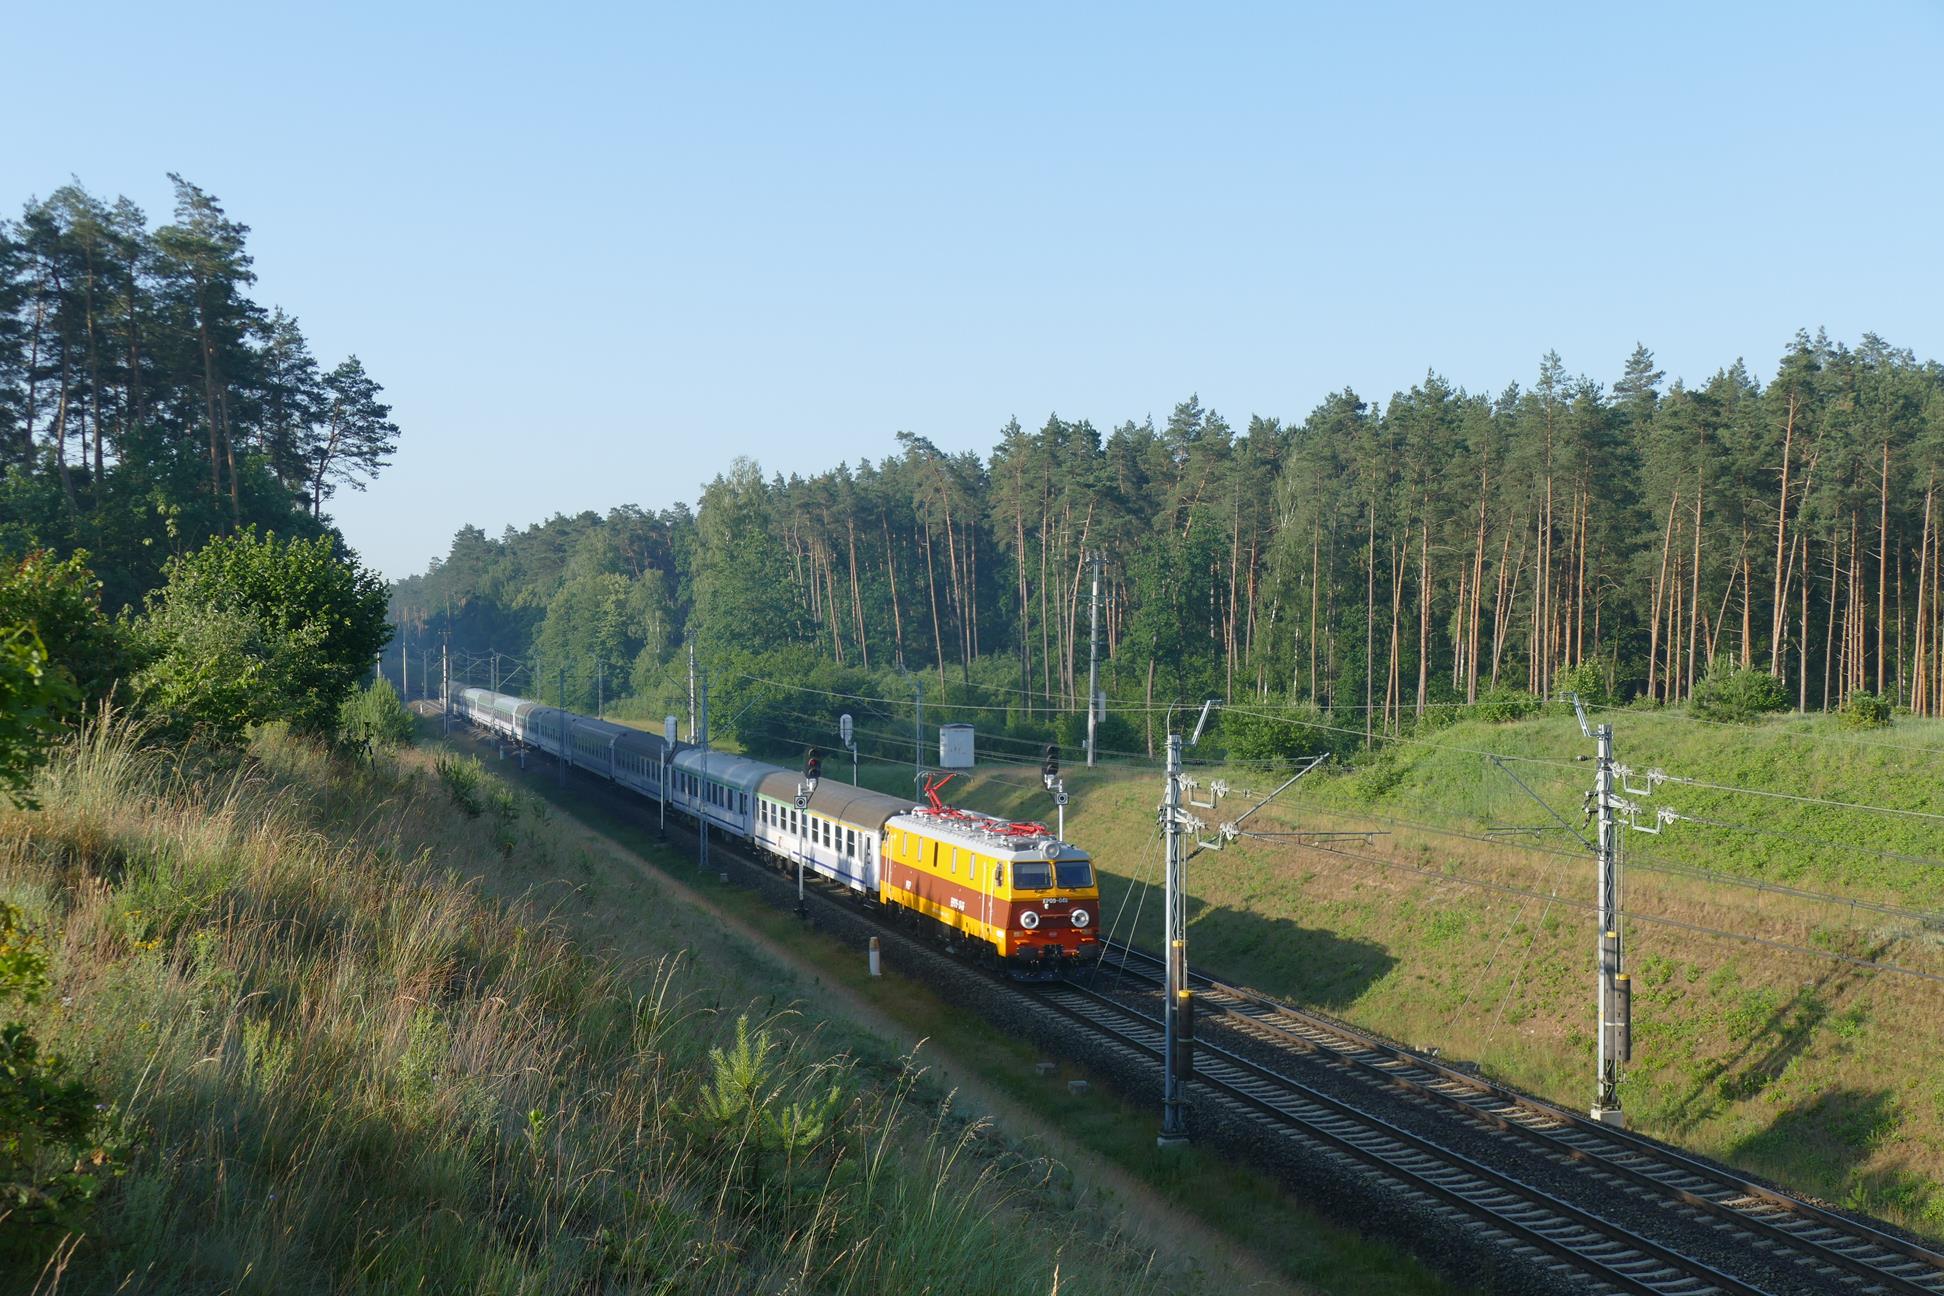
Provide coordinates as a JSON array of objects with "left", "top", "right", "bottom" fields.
[
  {"left": 446, "top": 729, "right": 1455, "bottom": 1296},
  {"left": 0, "top": 720, "right": 1195, "bottom": 1295},
  {"left": 852, "top": 708, "right": 1944, "bottom": 1238}
]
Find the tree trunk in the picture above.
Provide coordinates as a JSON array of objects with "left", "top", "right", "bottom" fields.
[
  {"left": 846, "top": 518, "right": 869, "bottom": 669},
  {"left": 1015, "top": 502, "right": 1031, "bottom": 713},
  {"left": 923, "top": 524, "right": 946, "bottom": 688},
  {"left": 1798, "top": 535, "right": 1810, "bottom": 711},
  {"left": 1365, "top": 501, "right": 1375, "bottom": 746},
  {"left": 1416, "top": 514, "right": 1430, "bottom": 717},
  {"left": 1770, "top": 390, "right": 1797, "bottom": 672},
  {"left": 1822, "top": 537, "right": 1839, "bottom": 711},
  {"left": 880, "top": 512, "right": 905, "bottom": 670},
  {"left": 1878, "top": 439, "right": 1891, "bottom": 695},
  {"left": 1915, "top": 481, "right": 1934, "bottom": 714},
  {"left": 1468, "top": 478, "right": 1487, "bottom": 703},
  {"left": 1647, "top": 490, "right": 1678, "bottom": 701},
  {"left": 1309, "top": 520, "right": 1321, "bottom": 702}
]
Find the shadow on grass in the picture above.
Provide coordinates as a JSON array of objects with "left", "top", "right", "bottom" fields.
[
  {"left": 1656, "top": 941, "right": 1889, "bottom": 1137},
  {"left": 1093, "top": 885, "right": 1397, "bottom": 1011},
  {"left": 1729, "top": 1087, "right": 1902, "bottom": 1197}
]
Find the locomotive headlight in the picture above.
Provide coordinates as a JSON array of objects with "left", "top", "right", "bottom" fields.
[
  {"left": 1019, "top": 909, "right": 1041, "bottom": 930},
  {"left": 1071, "top": 907, "right": 1091, "bottom": 928}
]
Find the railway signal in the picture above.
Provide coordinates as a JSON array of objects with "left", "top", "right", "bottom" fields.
[
  {"left": 839, "top": 713, "right": 857, "bottom": 784},
  {"left": 805, "top": 747, "right": 822, "bottom": 785},
  {"left": 1041, "top": 744, "right": 1070, "bottom": 839}
]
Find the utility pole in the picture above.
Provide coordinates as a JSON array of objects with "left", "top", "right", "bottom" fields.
[
  {"left": 596, "top": 659, "right": 604, "bottom": 719},
  {"left": 658, "top": 714, "right": 674, "bottom": 840},
  {"left": 491, "top": 646, "right": 499, "bottom": 695},
  {"left": 1158, "top": 731, "right": 1192, "bottom": 1147},
  {"left": 913, "top": 680, "right": 923, "bottom": 791},
  {"left": 796, "top": 748, "right": 820, "bottom": 917},
  {"left": 697, "top": 667, "right": 710, "bottom": 875},
  {"left": 1592, "top": 717, "right": 1626, "bottom": 1125},
  {"left": 1087, "top": 550, "right": 1101, "bottom": 767},
  {"left": 420, "top": 649, "right": 428, "bottom": 703},
  {"left": 687, "top": 641, "right": 697, "bottom": 742},
  {"left": 840, "top": 713, "right": 857, "bottom": 785},
  {"left": 400, "top": 617, "right": 408, "bottom": 699},
  {"left": 441, "top": 636, "right": 450, "bottom": 735}
]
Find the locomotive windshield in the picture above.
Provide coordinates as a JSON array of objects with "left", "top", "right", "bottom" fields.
[
  {"left": 1055, "top": 859, "right": 1093, "bottom": 888},
  {"left": 1010, "top": 861, "right": 1054, "bottom": 890}
]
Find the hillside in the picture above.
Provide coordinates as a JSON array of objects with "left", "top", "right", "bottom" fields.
[
  {"left": 0, "top": 721, "right": 1196, "bottom": 1294},
  {"left": 849, "top": 707, "right": 1944, "bottom": 1239}
]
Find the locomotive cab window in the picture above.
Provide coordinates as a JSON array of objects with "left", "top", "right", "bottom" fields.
[
  {"left": 1056, "top": 859, "right": 1093, "bottom": 888},
  {"left": 1011, "top": 862, "right": 1053, "bottom": 890}
]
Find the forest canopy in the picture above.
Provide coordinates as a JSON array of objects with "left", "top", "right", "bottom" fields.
[
  {"left": 400, "top": 332, "right": 1944, "bottom": 759},
  {"left": 0, "top": 175, "right": 399, "bottom": 613}
]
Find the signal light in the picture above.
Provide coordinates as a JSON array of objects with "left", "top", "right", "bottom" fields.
[
  {"left": 805, "top": 747, "right": 822, "bottom": 783},
  {"left": 1042, "top": 743, "right": 1060, "bottom": 782}
]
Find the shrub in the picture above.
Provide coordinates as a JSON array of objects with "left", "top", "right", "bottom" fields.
[
  {"left": 1474, "top": 686, "right": 1540, "bottom": 724},
  {"left": 0, "top": 627, "right": 71, "bottom": 807},
  {"left": 1052, "top": 710, "right": 1140, "bottom": 760},
  {"left": 436, "top": 752, "right": 487, "bottom": 817},
  {"left": 1689, "top": 662, "right": 1789, "bottom": 722},
  {"left": 0, "top": 901, "right": 125, "bottom": 1258},
  {"left": 1219, "top": 702, "right": 1350, "bottom": 766},
  {"left": 0, "top": 552, "right": 129, "bottom": 713},
  {"left": 1838, "top": 690, "right": 1892, "bottom": 729},
  {"left": 135, "top": 529, "right": 390, "bottom": 741},
  {"left": 1555, "top": 660, "right": 1613, "bottom": 708},
  {"left": 338, "top": 677, "right": 417, "bottom": 753}
]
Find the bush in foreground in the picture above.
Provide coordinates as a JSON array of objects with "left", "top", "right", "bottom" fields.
[
  {"left": 135, "top": 529, "right": 390, "bottom": 741},
  {"left": 336, "top": 676, "right": 416, "bottom": 752}
]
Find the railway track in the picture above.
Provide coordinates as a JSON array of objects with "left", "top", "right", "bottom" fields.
[
  {"left": 1087, "top": 939, "right": 1944, "bottom": 1296},
  {"left": 449, "top": 723, "right": 1944, "bottom": 1294}
]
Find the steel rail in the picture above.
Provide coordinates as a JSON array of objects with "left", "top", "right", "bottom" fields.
[
  {"left": 1034, "top": 982, "right": 1762, "bottom": 1296},
  {"left": 1100, "top": 938, "right": 1944, "bottom": 1294}
]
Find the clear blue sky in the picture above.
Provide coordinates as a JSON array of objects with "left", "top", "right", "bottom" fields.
[{"left": 12, "top": 1, "right": 1942, "bottom": 579}]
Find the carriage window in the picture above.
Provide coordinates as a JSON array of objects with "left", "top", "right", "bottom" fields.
[{"left": 845, "top": 828, "right": 855, "bottom": 858}]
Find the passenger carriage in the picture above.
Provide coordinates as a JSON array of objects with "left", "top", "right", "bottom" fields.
[
  {"left": 668, "top": 748, "right": 769, "bottom": 841},
  {"left": 752, "top": 775, "right": 908, "bottom": 894}
]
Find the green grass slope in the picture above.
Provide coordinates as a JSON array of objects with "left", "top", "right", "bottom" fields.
[
  {"left": 0, "top": 721, "right": 1181, "bottom": 1295},
  {"left": 866, "top": 708, "right": 1944, "bottom": 1239}
]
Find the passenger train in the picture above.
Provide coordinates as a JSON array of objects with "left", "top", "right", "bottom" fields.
[{"left": 448, "top": 688, "right": 1101, "bottom": 971}]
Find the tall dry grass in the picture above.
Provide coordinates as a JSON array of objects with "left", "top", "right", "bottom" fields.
[{"left": 0, "top": 716, "right": 1161, "bottom": 1294}]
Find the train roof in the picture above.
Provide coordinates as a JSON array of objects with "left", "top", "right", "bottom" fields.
[
  {"left": 566, "top": 714, "right": 634, "bottom": 742},
  {"left": 671, "top": 747, "right": 779, "bottom": 793},
  {"left": 888, "top": 804, "right": 1089, "bottom": 861},
  {"left": 754, "top": 772, "right": 914, "bottom": 830},
  {"left": 614, "top": 725, "right": 682, "bottom": 759}
]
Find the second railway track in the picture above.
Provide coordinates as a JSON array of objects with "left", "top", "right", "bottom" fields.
[{"left": 1088, "top": 938, "right": 1944, "bottom": 1296}]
